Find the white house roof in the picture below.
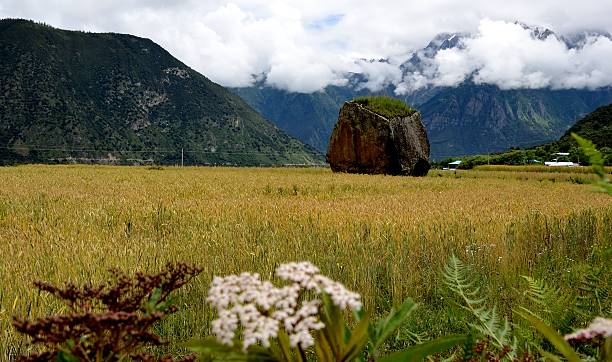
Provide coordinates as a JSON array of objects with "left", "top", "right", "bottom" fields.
[{"left": 448, "top": 160, "right": 462, "bottom": 165}]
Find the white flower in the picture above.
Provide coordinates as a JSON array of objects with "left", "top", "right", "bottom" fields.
[
  {"left": 211, "top": 309, "right": 238, "bottom": 345},
  {"left": 237, "top": 304, "right": 280, "bottom": 349},
  {"left": 276, "top": 261, "right": 321, "bottom": 286},
  {"left": 207, "top": 261, "right": 362, "bottom": 351},
  {"left": 275, "top": 262, "right": 362, "bottom": 311},
  {"left": 313, "top": 275, "right": 362, "bottom": 310},
  {"left": 289, "top": 328, "right": 318, "bottom": 348},
  {"left": 283, "top": 300, "right": 325, "bottom": 348}
]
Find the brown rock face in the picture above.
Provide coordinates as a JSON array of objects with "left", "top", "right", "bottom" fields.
[{"left": 326, "top": 102, "right": 430, "bottom": 176}]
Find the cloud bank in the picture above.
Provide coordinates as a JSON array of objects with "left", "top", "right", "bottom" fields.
[
  {"left": 397, "top": 20, "right": 612, "bottom": 93},
  {"left": 2, "top": 1, "right": 612, "bottom": 93}
]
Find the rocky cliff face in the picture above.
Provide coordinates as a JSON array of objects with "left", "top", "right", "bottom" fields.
[{"left": 327, "top": 102, "right": 430, "bottom": 176}]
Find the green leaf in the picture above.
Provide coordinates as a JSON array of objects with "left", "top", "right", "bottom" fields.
[
  {"left": 374, "top": 298, "right": 417, "bottom": 350},
  {"left": 537, "top": 349, "right": 564, "bottom": 362},
  {"left": 320, "top": 293, "right": 345, "bottom": 356},
  {"left": 443, "top": 256, "right": 510, "bottom": 349},
  {"left": 246, "top": 345, "right": 281, "bottom": 362},
  {"left": 341, "top": 311, "right": 371, "bottom": 362},
  {"left": 571, "top": 133, "right": 612, "bottom": 195},
  {"left": 183, "top": 338, "right": 248, "bottom": 361},
  {"left": 594, "top": 180, "right": 612, "bottom": 195},
  {"left": 55, "top": 351, "right": 80, "bottom": 362},
  {"left": 572, "top": 133, "right": 604, "bottom": 176},
  {"left": 516, "top": 309, "right": 581, "bottom": 362},
  {"left": 144, "top": 288, "right": 163, "bottom": 314},
  {"left": 378, "top": 335, "right": 467, "bottom": 362},
  {"left": 354, "top": 307, "right": 378, "bottom": 350},
  {"left": 315, "top": 328, "right": 335, "bottom": 362},
  {"left": 602, "top": 336, "right": 612, "bottom": 362},
  {"left": 275, "top": 330, "right": 294, "bottom": 362}
]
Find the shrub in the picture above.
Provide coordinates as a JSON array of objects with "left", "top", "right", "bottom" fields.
[
  {"left": 352, "top": 96, "right": 416, "bottom": 119},
  {"left": 12, "top": 263, "right": 202, "bottom": 361}
]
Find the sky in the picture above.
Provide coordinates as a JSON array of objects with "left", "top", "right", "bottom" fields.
[{"left": 2, "top": 0, "right": 612, "bottom": 93}]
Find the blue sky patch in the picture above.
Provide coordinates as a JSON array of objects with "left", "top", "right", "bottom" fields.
[{"left": 307, "top": 14, "right": 345, "bottom": 30}]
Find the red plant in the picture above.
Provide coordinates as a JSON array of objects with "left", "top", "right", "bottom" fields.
[{"left": 13, "top": 262, "right": 202, "bottom": 361}]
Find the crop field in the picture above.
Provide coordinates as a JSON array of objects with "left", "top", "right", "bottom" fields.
[
  {"left": 0, "top": 165, "right": 610, "bottom": 359},
  {"left": 473, "top": 164, "right": 612, "bottom": 174}
]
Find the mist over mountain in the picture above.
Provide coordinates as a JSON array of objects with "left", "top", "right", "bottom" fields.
[
  {"left": 397, "top": 21, "right": 612, "bottom": 92},
  {"left": 0, "top": 19, "right": 322, "bottom": 165},
  {"left": 232, "top": 22, "right": 612, "bottom": 159}
]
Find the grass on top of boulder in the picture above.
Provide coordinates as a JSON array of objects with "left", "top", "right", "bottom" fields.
[{"left": 352, "top": 96, "right": 416, "bottom": 119}]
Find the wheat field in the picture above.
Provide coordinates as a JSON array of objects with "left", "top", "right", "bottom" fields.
[{"left": 0, "top": 165, "right": 610, "bottom": 359}]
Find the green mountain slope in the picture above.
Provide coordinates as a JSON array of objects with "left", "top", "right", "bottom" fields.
[
  {"left": 0, "top": 19, "right": 322, "bottom": 165},
  {"left": 233, "top": 84, "right": 372, "bottom": 152},
  {"left": 232, "top": 82, "right": 612, "bottom": 160},
  {"left": 556, "top": 104, "right": 612, "bottom": 149},
  {"left": 419, "top": 83, "right": 612, "bottom": 158}
]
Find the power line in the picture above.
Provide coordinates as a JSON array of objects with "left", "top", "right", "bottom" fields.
[
  {"left": 3, "top": 155, "right": 327, "bottom": 168},
  {"left": 0, "top": 145, "right": 326, "bottom": 157}
]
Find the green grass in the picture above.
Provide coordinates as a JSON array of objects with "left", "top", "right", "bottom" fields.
[
  {"left": 352, "top": 96, "right": 416, "bottom": 119},
  {"left": 0, "top": 165, "right": 609, "bottom": 359}
]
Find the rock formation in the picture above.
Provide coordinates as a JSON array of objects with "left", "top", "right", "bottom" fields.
[{"left": 326, "top": 101, "right": 430, "bottom": 176}]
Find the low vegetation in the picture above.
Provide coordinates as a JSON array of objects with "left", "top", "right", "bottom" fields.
[
  {"left": 13, "top": 263, "right": 201, "bottom": 361},
  {"left": 472, "top": 165, "right": 612, "bottom": 174},
  {"left": 434, "top": 147, "right": 612, "bottom": 169},
  {"left": 352, "top": 96, "right": 416, "bottom": 119}
]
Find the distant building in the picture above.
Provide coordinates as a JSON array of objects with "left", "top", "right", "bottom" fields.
[
  {"left": 545, "top": 153, "right": 575, "bottom": 167},
  {"left": 446, "top": 160, "right": 461, "bottom": 170}
]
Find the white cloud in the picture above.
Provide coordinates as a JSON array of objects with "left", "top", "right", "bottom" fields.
[
  {"left": 266, "top": 50, "right": 343, "bottom": 93},
  {"left": 350, "top": 60, "right": 402, "bottom": 92},
  {"left": 396, "top": 20, "right": 612, "bottom": 92},
  {"left": 2, "top": 1, "right": 612, "bottom": 92}
]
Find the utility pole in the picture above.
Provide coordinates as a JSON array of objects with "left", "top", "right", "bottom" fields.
[{"left": 181, "top": 148, "right": 184, "bottom": 167}]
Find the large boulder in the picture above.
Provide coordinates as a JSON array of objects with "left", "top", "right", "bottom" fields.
[{"left": 326, "top": 101, "right": 430, "bottom": 176}]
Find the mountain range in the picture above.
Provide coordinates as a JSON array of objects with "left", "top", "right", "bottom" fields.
[
  {"left": 2, "top": 19, "right": 610, "bottom": 165},
  {"left": 232, "top": 26, "right": 612, "bottom": 159},
  {"left": 0, "top": 19, "right": 322, "bottom": 165}
]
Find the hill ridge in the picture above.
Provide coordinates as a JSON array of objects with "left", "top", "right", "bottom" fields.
[{"left": 0, "top": 18, "right": 322, "bottom": 165}]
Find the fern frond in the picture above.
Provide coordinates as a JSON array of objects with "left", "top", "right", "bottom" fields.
[
  {"left": 401, "top": 330, "right": 429, "bottom": 345},
  {"left": 443, "top": 255, "right": 511, "bottom": 349},
  {"left": 576, "top": 267, "right": 610, "bottom": 317},
  {"left": 521, "top": 276, "right": 549, "bottom": 307},
  {"left": 519, "top": 275, "right": 556, "bottom": 337}
]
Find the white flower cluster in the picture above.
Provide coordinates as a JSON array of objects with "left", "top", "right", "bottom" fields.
[
  {"left": 207, "top": 262, "right": 361, "bottom": 351},
  {"left": 276, "top": 262, "right": 362, "bottom": 310},
  {"left": 207, "top": 273, "right": 280, "bottom": 348},
  {"left": 564, "top": 317, "right": 612, "bottom": 342}
]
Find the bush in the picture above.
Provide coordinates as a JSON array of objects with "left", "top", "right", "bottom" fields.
[
  {"left": 352, "top": 96, "right": 416, "bottom": 119},
  {"left": 13, "top": 263, "right": 201, "bottom": 361}
]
